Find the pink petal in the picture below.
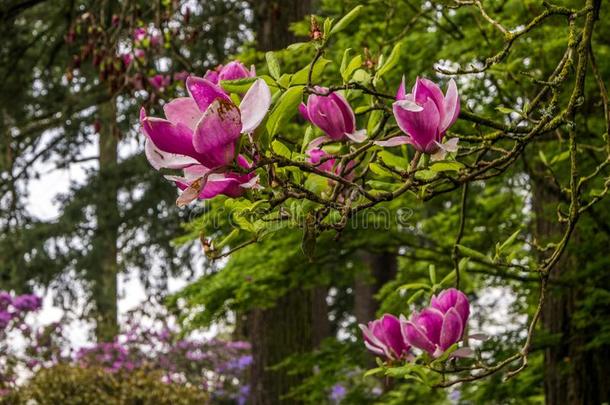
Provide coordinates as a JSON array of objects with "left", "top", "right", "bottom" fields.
[
  {"left": 163, "top": 97, "right": 202, "bottom": 131},
  {"left": 308, "top": 95, "right": 350, "bottom": 141},
  {"left": 186, "top": 76, "right": 230, "bottom": 112},
  {"left": 345, "top": 129, "right": 367, "bottom": 143},
  {"left": 440, "top": 79, "right": 460, "bottom": 133},
  {"left": 451, "top": 347, "right": 474, "bottom": 358},
  {"left": 416, "top": 308, "right": 444, "bottom": 345},
  {"left": 144, "top": 138, "right": 198, "bottom": 170},
  {"left": 374, "top": 136, "right": 411, "bottom": 147},
  {"left": 140, "top": 108, "right": 200, "bottom": 160},
  {"left": 439, "top": 308, "right": 464, "bottom": 351},
  {"left": 330, "top": 92, "right": 356, "bottom": 135},
  {"left": 413, "top": 77, "right": 445, "bottom": 117},
  {"left": 193, "top": 99, "right": 242, "bottom": 168},
  {"left": 403, "top": 321, "right": 436, "bottom": 355},
  {"left": 298, "top": 103, "right": 310, "bottom": 122},
  {"left": 239, "top": 78, "right": 272, "bottom": 133},
  {"left": 396, "top": 76, "right": 406, "bottom": 100},
  {"left": 393, "top": 98, "right": 440, "bottom": 153}
]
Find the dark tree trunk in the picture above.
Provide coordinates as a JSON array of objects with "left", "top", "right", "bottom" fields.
[
  {"left": 354, "top": 251, "right": 398, "bottom": 325},
  {"left": 532, "top": 172, "right": 610, "bottom": 405},
  {"left": 248, "top": 286, "right": 328, "bottom": 404},
  {"left": 93, "top": 99, "right": 119, "bottom": 342},
  {"left": 246, "top": 1, "right": 317, "bottom": 402},
  {"left": 250, "top": 0, "right": 312, "bottom": 51}
]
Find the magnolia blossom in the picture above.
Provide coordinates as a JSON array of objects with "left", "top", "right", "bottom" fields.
[
  {"left": 359, "top": 314, "right": 412, "bottom": 361},
  {"left": 376, "top": 77, "right": 460, "bottom": 160},
  {"left": 204, "top": 61, "right": 256, "bottom": 85},
  {"left": 133, "top": 27, "right": 147, "bottom": 42},
  {"left": 401, "top": 288, "right": 470, "bottom": 358},
  {"left": 299, "top": 87, "right": 367, "bottom": 143},
  {"left": 307, "top": 145, "right": 356, "bottom": 183},
  {"left": 148, "top": 74, "right": 171, "bottom": 91},
  {"left": 140, "top": 75, "right": 271, "bottom": 205}
]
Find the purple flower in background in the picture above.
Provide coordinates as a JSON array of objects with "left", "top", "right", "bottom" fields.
[
  {"left": 402, "top": 288, "right": 470, "bottom": 357},
  {"left": 12, "top": 294, "right": 42, "bottom": 312},
  {"left": 299, "top": 87, "right": 367, "bottom": 143},
  {"left": 140, "top": 74, "right": 271, "bottom": 204},
  {"left": 376, "top": 77, "right": 460, "bottom": 160},
  {"left": 0, "top": 292, "right": 11, "bottom": 310},
  {"left": 330, "top": 383, "right": 347, "bottom": 403},
  {"left": 359, "top": 314, "right": 411, "bottom": 361},
  {"left": 0, "top": 311, "right": 11, "bottom": 329}
]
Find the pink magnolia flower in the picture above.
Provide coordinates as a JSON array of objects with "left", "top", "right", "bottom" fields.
[
  {"left": 173, "top": 70, "right": 189, "bottom": 82},
  {"left": 376, "top": 77, "right": 460, "bottom": 160},
  {"left": 148, "top": 74, "right": 171, "bottom": 91},
  {"left": 401, "top": 288, "right": 469, "bottom": 357},
  {"left": 307, "top": 143, "right": 356, "bottom": 182},
  {"left": 299, "top": 87, "right": 366, "bottom": 143},
  {"left": 133, "top": 27, "right": 147, "bottom": 42},
  {"left": 204, "top": 61, "right": 255, "bottom": 85},
  {"left": 140, "top": 76, "right": 271, "bottom": 204},
  {"left": 359, "top": 314, "right": 412, "bottom": 361},
  {"left": 122, "top": 53, "right": 133, "bottom": 67}
]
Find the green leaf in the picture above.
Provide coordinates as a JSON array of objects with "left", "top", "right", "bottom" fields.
[
  {"left": 430, "top": 161, "right": 464, "bottom": 172},
  {"left": 414, "top": 169, "right": 438, "bottom": 181},
  {"left": 363, "top": 367, "right": 384, "bottom": 377},
  {"left": 341, "top": 53, "right": 363, "bottom": 83},
  {"left": 367, "top": 109, "right": 383, "bottom": 134},
  {"left": 265, "top": 51, "right": 281, "bottom": 80},
  {"left": 456, "top": 244, "right": 489, "bottom": 262},
  {"left": 375, "top": 42, "right": 401, "bottom": 79},
  {"left": 266, "top": 86, "right": 304, "bottom": 137},
  {"left": 329, "top": 5, "right": 364, "bottom": 36},
  {"left": 352, "top": 69, "right": 371, "bottom": 85},
  {"left": 291, "top": 58, "right": 331, "bottom": 85},
  {"left": 379, "top": 150, "right": 408, "bottom": 170},
  {"left": 287, "top": 42, "right": 311, "bottom": 52},
  {"left": 496, "top": 106, "right": 518, "bottom": 115},
  {"left": 407, "top": 289, "right": 425, "bottom": 304},
  {"left": 429, "top": 265, "right": 437, "bottom": 284},
  {"left": 439, "top": 270, "right": 457, "bottom": 287},
  {"left": 369, "top": 162, "right": 395, "bottom": 178},
  {"left": 323, "top": 17, "right": 333, "bottom": 37},
  {"left": 498, "top": 228, "right": 521, "bottom": 252},
  {"left": 215, "top": 228, "right": 240, "bottom": 250},
  {"left": 538, "top": 150, "right": 549, "bottom": 166},
  {"left": 272, "top": 140, "right": 292, "bottom": 159},
  {"left": 220, "top": 77, "right": 257, "bottom": 94},
  {"left": 399, "top": 282, "right": 431, "bottom": 292},
  {"left": 550, "top": 150, "right": 570, "bottom": 165}
]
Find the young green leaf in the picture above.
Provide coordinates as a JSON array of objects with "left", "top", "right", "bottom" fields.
[
  {"left": 266, "top": 86, "right": 304, "bottom": 137},
  {"left": 375, "top": 42, "right": 401, "bottom": 79},
  {"left": 329, "top": 5, "right": 364, "bottom": 36},
  {"left": 265, "top": 51, "right": 281, "bottom": 80}
]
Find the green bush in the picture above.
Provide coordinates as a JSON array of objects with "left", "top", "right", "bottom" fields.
[{"left": 2, "top": 364, "right": 209, "bottom": 405}]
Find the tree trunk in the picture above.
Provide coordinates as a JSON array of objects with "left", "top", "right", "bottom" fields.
[
  {"left": 246, "top": 1, "right": 317, "bottom": 402},
  {"left": 248, "top": 286, "right": 328, "bottom": 404},
  {"left": 532, "top": 172, "right": 610, "bottom": 405},
  {"left": 250, "top": 0, "right": 312, "bottom": 51},
  {"left": 93, "top": 99, "right": 119, "bottom": 342},
  {"left": 354, "top": 251, "right": 398, "bottom": 325}
]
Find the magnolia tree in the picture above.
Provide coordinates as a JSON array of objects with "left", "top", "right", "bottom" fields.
[{"left": 140, "top": 1, "right": 607, "bottom": 390}]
